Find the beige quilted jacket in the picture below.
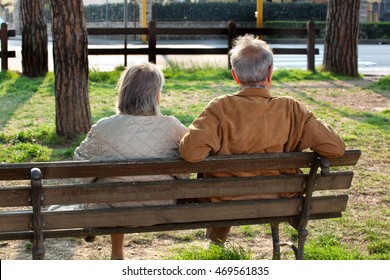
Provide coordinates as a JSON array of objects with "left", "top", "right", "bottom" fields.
[{"left": 74, "top": 113, "right": 188, "bottom": 209}]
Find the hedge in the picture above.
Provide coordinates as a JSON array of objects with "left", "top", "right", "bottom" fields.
[
  {"left": 359, "top": 22, "right": 390, "bottom": 39},
  {"left": 41, "top": 2, "right": 390, "bottom": 39},
  {"left": 79, "top": 2, "right": 328, "bottom": 22},
  {"left": 264, "top": 21, "right": 390, "bottom": 39},
  {"left": 84, "top": 3, "right": 139, "bottom": 22}
]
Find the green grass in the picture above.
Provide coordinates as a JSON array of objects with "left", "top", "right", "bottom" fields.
[
  {"left": 304, "top": 234, "right": 362, "bottom": 260},
  {"left": 167, "top": 243, "right": 253, "bottom": 260},
  {"left": 367, "top": 75, "right": 390, "bottom": 94},
  {"left": 272, "top": 68, "right": 363, "bottom": 82},
  {"left": 0, "top": 67, "right": 389, "bottom": 260}
]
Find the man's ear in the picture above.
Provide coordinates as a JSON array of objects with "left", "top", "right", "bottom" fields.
[
  {"left": 231, "top": 69, "right": 241, "bottom": 85},
  {"left": 267, "top": 65, "right": 274, "bottom": 82},
  {"left": 157, "top": 91, "right": 161, "bottom": 105}
]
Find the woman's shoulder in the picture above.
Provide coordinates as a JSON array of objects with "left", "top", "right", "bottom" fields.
[
  {"left": 156, "top": 114, "right": 188, "bottom": 134},
  {"left": 93, "top": 114, "right": 186, "bottom": 132},
  {"left": 94, "top": 113, "right": 135, "bottom": 125}
]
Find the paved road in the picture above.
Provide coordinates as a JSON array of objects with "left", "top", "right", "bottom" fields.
[{"left": 6, "top": 38, "right": 390, "bottom": 76}]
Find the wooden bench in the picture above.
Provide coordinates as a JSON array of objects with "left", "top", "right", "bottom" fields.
[{"left": 0, "top": 150, "right": 361, "bottom": 260}]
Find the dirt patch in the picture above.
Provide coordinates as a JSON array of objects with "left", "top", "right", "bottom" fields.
[
  {"left": 0, "top": 230, "right": 277, "bottom": 260},
  {"left": 276, "top": 77, "right": 389, "bottom": 112}
]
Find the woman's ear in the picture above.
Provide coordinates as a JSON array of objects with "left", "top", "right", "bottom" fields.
[{"left": 231, "top": 69, "right": 241, "bottom": 85}]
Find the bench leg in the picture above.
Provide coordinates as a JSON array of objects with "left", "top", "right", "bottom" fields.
[
  {"left": 271, "top": 223, "right": 281, "bottom": 260},
  {"left": 32, "top": 240, "right": 46, "bottom": 260},
  {"left": 31, "top": 168, "right": 46, "bottom": 260},
  {"left": 297, "top": 228, "right": 308, "bottom": 260},
  {"left": 272, "top": 223, "right": 299, "bottom": 260}
]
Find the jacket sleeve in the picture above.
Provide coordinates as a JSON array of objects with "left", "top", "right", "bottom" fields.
[
  {"left": 298, "top": 115, "right": 345, "bottom": 158},
  {"left": 179, "top": 107, "right": 222, "bottom": 162}
]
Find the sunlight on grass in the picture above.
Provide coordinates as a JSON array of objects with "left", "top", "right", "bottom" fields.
[
  {"left": 167, "top": 243, "right": 253, "bottom": 260},
  {"left": 367, "top": 75, "right": 390, "bottom": 94},
  {"left": 272, "top": 68, "right": 363, "bottom": 82},
  {"left": 304, "top": 234, "right": 362, "bottom": 260},
  {"left": 163, "top": 62, "right": 232, "bottom": 81}
]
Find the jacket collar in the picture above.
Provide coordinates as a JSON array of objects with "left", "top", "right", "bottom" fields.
[{"left": 235, "top": 87, "right": 272, "bottom": 98}]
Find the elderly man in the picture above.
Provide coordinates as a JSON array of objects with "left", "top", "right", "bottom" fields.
[{"left": 179, "top": 34, "right": 345, "bottom": 247}]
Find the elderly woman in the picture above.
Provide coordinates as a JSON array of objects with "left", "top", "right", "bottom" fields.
[{"left": 73, "top": 62, "right": 188, "bottom": 259}]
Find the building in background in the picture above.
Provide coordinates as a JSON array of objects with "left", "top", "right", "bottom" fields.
[{"left": 380, "top": 0, "right": 390, "bottom": 21}]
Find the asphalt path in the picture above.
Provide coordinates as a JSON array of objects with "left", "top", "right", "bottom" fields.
[{"left": 6, "top": 38, "right": 390, "bottom": 76}]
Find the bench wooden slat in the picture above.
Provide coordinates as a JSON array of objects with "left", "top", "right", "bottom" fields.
[
  {"left": 0, "top": 196, "right": 347, "bottom": 232},
  {"left": 0, "top": 172, "right": 353, "bottom": 207},
  {"left": 0, "top": 150, "right": 361, "bottom": 181},
  {"left": 45, "top": 196, "right": 348, "bottom": 230},
  {"left": 0, "top": 210, "right": 32, "bottom": 232},
  {"left": 0, "top": 212, "right": 342, "bottom": 241},
  {"left": 39, "top": 172, "right": 351, "bottom": 206},
  {"left": 0, "top": 186, "right": 30, "bottom": 207}
]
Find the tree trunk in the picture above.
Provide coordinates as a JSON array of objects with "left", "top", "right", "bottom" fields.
[
  {"left": 50, "top": 0, "right": 91, "bottom": 140},
  {"left": 323, "top": 0, "right": 360, "bottom": 77},
  {"left": 20, "top": 0, "right": 48, "bottom": 77}
]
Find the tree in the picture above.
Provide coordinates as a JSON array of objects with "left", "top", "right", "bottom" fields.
[
  {"left": 20, "top": 0, "right": 48, "bottom": 77},
  {"left": 50, "top": 0, "right": 91, "bottom": 140},
  {"left": 322, "top": 0, "right": 360, "bottom": 77}
]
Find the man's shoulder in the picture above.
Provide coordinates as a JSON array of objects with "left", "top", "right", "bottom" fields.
[
  {"left": 272, "top": 95, "right": 306, "bottom": 107},
  {"left": 272, "top": 95, "right": 298, "bottom": 102}
]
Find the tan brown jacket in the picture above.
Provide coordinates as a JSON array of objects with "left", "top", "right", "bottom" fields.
[{"left": 179, "top": 87, "right": 346, "bottom": 201}]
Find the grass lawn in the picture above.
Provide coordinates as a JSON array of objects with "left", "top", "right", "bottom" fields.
[{"left": 0, "top": 67, "right": 389, "bottom": 260}]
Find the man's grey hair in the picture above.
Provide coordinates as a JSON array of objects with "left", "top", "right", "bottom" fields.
[
  {"left": 117, "top": 62, "right": 164, "bottom": 115},
  {"left": 229, "top": 34, "right": 274, "bottom": 83}
]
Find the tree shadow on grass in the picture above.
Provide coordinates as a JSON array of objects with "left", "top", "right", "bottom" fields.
[{"left": 0, "top": 72, "right": 46, "bottom": 132}]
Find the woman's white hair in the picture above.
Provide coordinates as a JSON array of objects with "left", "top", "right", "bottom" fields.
[{"left": 117, "top": 62, "right": 164, "bottom": 115}]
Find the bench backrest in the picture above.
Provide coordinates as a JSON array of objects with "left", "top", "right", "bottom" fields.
[{"left": 0, "top": 150, "right": 361, "bottom": 240}]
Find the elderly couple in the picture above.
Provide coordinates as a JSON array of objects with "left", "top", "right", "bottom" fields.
[{"left": 74, "top": 35, "right": 345, "bottom": 259}]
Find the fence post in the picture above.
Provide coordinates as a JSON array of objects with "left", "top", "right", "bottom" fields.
[
  {"left": 1, "top": 23, "right": 9, "bottom": 71},
  {"left": 306, "top": 21, "right": 316, "bottom": 72},
  {"left": 148, "top": 21, "right": 156, "bottom": 64},
  {"left": 227, "top": 20, "right": 236, "bottom": 69}
]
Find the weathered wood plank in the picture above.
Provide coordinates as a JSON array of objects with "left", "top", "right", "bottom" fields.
[
  {"left": 0, "top": 186, "right": 30, "bottom": 207},
  {"left": 40, "top": 172, "right": 352, "bottom": 205},
  {"left": 0, "top": 196, "right": 347, "bottom": 232},
  {"left": 0, "top": 172, "right": 353, "bottom": 207},
  {"left": 0, "top": 210, "right": 32, "bottom": 232},
  {"left": 0, "top": 212, "right": 342, "bottom": 241},
  {"left": 0, "top": 151, "right": 361, "bottom": 181},
  {"left": 37, "top": 196, "right": 347, "bottom": 230}
]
